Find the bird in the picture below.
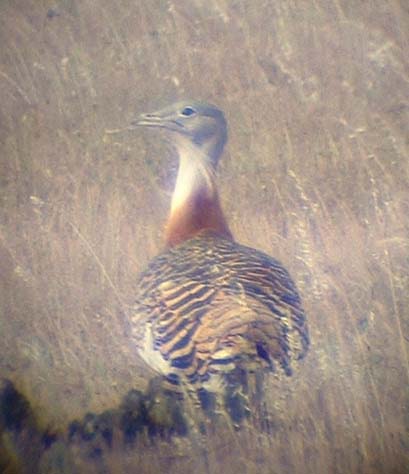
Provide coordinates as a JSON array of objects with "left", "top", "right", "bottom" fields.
[{"left": 128, "top": 100, "right": 309, "bottom": 411}]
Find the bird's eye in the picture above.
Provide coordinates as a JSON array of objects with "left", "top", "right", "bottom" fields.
[{"left": 180, "top": 106, "right": 196, "bottom": 117}]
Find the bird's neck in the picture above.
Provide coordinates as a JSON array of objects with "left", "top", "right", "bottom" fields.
[{"left": 165, "top": 146, "right": 232, "bottom": 247}]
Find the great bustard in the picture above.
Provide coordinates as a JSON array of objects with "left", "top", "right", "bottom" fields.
[
  {"left": 0, "top": 103, "right": 309, "bottom": 469},
  {"left": 129, "top": 100, "right": 309, "bottom": 403}
]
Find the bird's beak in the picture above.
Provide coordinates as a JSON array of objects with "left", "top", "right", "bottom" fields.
[
  {"left": 130, "top": 112, "right": 186, "bottom": 134},
  {"left": 130, "top": 113, "right": 165, "bottom": 129}
]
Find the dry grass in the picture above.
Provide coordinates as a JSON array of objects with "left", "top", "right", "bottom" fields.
[{"left": 0, "top": 0, "right": 408, "bottom": 472}]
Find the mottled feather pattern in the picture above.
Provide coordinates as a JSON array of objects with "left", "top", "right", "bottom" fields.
[{"left": 130, "top": 232, "right": 309, "bottom": 391}]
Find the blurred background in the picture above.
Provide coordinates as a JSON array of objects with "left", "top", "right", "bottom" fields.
[{"left": 0, "top": 0, "right": 408, "bottom": 472}]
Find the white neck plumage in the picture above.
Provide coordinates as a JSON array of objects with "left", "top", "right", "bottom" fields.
[{"left": 170, "top": 143, "right": 215, "bottom": 214}]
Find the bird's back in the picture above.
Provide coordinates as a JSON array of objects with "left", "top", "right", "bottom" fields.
[{"left": 130, "top": 231, "right": 309, "bottom": 392}]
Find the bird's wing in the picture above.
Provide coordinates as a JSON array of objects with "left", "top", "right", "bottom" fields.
[{"left": 131, "top": 251, "right": 308, "bottom": 388}]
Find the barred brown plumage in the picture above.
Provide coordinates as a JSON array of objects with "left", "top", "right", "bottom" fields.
[
  {"left": 129, "top": 100, "right": 309, "bottom": 403},
  {"left": 131, "top": 232, "right": 308, "bottom": 390}
]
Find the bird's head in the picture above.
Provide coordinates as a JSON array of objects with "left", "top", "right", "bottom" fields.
[{"left": 131, "top": 100, "right": 227, "bottom": 167}]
